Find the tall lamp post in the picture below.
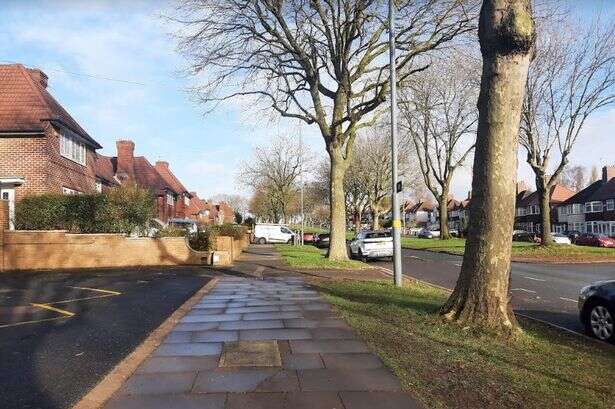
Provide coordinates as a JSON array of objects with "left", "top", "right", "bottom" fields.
[{"left": 389, "top": 0, "right": 403, "bottom": 287}]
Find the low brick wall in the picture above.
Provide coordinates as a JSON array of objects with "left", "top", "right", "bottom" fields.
[{"left": 1, "top": 230, "right": 211, "bottom": 272}]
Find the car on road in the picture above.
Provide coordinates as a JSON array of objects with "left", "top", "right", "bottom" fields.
[
  {"left": 565, "top": 230, "right": 582, "bottom": 243},
  {"left": 512, "top": 231, "right": 539, "bottom": 243},
  {"left": 574, "top": 233, "right": 615, "bottom": 248},
  {"left": 313, "top": 233, "right": 330, "bottom": 248},
  {"left": 349, "top": 230, "right": 393, "bottom": 261},
  {"left": 253, "top": 223, "right": 295, "bottom": 244},
  {"left": 579, "top": 280, "right": 615, "bottom": 343},
  {"left": 418, "top": 228, "right": 440, "bottom": 239},
  {"left": 551, "top": 233, "right": 572, "bottom": 245}
]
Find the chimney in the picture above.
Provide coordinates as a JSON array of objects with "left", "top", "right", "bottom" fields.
[
  {"left": 116, "top": 140, "right": 135, "bottom": 180},
  {"left": 27, "top": 68, "right": 48, "bottom": 89},
  {"left": 602, "top": 166, "right": 615, "bottom": 183},
  {"left": 516, "top": 181, "right": 529, "bottom": 195},
  {"left": 155, "top": 161, "right": 169, "bottom": 170}
]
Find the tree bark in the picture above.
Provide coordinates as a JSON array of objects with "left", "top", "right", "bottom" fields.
[
  {"left": 354, "top": 209, "right": 363, "bottom": 233},
  {"left": 439, "top": 187, "right": 451, "bottom": 240},
  {"left": 440, "top": 0, "right": 535, "bottom": 335},
  {"left": 372, "top": 206, "right": 380, "bottom": 230},
  {"left": 328, "top": 147, "right": 349, "bottom": 261},
  {"left": 536, "top": 177, "right": 553, "bottom": 245}
]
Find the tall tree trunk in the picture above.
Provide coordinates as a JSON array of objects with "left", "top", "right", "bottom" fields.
[
  {"left": 355, "top": 209, "right": 363, "bottom": 233},
  {"left": 439, "top": 188, "right": 451, "bottom": 240},
  {"left": 328, "top": 147, "right": 349, "bottom": 260},
  {"left": 536, "top": 177, "right": 553, "bottom": 245},
  {"left": 372, "top": 206, "right": 380, "bottom": 230},
  {"left": 440, "top": 0, "right": 535, "bottom": 334}
]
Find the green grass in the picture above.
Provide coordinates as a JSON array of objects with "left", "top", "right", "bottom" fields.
[
  {"left": 274, "top": 244, "right": 370, "bottom": 270},
  {"left": 401, "top": 237, "right": 615, "bottom": 262},
  {"left": 315, "top": 280, "right": 615, "bottom": 409}
]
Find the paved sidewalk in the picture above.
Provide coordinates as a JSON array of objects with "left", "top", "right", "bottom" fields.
[{"left": 102, "top": 276, "right": 422, "bottom": 409}]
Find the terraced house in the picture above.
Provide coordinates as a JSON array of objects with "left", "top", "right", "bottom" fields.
[{"left": 556, "top": 166, "right": 615, "bottom": 235}]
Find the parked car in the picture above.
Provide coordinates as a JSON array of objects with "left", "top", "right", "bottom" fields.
[
  {"left": 418, "top": 228, "right": 440, "bottom": 239},
  {"left": 449, "top": 229, "right": 460, "bottom": 237},
  {"left": 551, "top": 233, "right": 572, "bottom": 245},
  {"left": 167, "top": 218, "right": 197, "bottom": 234},
  {"left": 302, "top": 232, "right": 316, "bottom": 244},
  {"left": 313, "top": 233, "right": 330, "bottom": 248},
  {"left": 575, "top": 233, "right": 615, "bottom": 248},
  {"left": 512, "top": 231, "right": 538, "bottom": 243},
  {"left": 565, "top": 230, "right": 582, "bottom": 244},
  {"left": 578, "top": 280, "right": 615, "bottom": 343},
  {"left": 349, "top": 230, "right": 393, "bottom": 261},
  {"left": 253, "top": 223, "right": 295, "bottom": 244}
]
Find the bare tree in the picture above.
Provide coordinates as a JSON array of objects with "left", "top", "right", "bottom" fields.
[
  {"left": 210, "top": 194, "right": 249, "bottom": 220},
  {"left": 400, "top": 53, "right": 478, "bottom": 239},
  {"left": 172, "top": 0, "right": 477, "bottom": 260},
  {"left": 440, "top": 0, "right": 535, "bottom": 334},
  {"left": 558, "top": 165, "right": 587, "bottom": 192},
  {"left": 238, "top": 135, "right": 310, "bottom": 223},
  {"left": 591, "top": 165, "right": 600, "bottom": 183},
  {"left": 520, "top": 13, "right": 615, "bottom": 244}
]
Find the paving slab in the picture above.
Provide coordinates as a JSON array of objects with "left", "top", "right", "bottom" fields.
[{"left": 102, "top": 270, "right": 418, "bottom": 409}]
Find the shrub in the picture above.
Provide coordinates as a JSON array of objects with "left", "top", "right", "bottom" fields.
[
  {"left": 155, "top": 227, "right": 187, "bottom": 238},
  {"left": 189, "top": 225, "right": 219, "bottom": 251},
  {"left": 218, "top": 223, "right": 247, "bottom": 240},
  {"left": 15, "top": 184, "right": 155, "bottom": 234}
]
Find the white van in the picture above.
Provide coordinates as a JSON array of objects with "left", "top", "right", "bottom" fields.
[{"left": 253, "top": 224, "right": 295, "bottom": 244}]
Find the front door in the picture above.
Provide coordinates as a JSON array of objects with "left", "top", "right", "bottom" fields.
[{"left": 0, "top": 187, "right": 15, "bottom": 230}]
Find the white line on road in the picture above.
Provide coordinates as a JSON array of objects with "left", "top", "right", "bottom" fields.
[
  {"left": 559, "top": 297, "right": 577, "bottom": 303},
  {"left": 511, "top": 288, "right": 537, "bottom": 294},
  {"left": 404, "top": 255, "right": 426, "bottom": 261},
  {"left": 523, "top": 276, "right": 546, "bottom": 282},
  {"left": 452, "top": 263, "right": 462, "bottom": 267}
]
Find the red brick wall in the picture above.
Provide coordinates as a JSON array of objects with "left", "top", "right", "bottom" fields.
[{"left": 0, "top": 124, "right": 98, "bottom": 200}]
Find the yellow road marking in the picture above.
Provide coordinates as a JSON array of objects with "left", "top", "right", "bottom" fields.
[
  {"left": 30, "top": 303, "right": 75, "bottom": 317},
  {"left": 0, "top": 316, "right": 70, "bottom": 329},
  {"left": 67, "top": 286, "right": 121, "bottom": 295}
]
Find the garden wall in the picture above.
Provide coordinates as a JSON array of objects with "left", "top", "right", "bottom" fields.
[{"left": 0, "top": 200, "right": 247, "bottom": 272}]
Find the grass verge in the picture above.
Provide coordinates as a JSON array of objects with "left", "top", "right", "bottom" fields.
[
  {"left": 315, "top": 280, "right": 615, "bottom": 409},
  {"left": 274, "top": 244, "right": 370, "bottom": 270},
  {"left": 401, "top": 237, "right": 615, "bottom": 262}
]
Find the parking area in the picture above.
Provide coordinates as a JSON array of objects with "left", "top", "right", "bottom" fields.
[{"left": 0, "top": 266, "right": 216, "bottom": 409}]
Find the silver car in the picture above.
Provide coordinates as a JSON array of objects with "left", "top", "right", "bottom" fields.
[{"left": 349, "top": 230, "right": 393, "bottom": 261}]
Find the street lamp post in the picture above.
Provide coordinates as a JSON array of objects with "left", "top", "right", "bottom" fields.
[{"left": 389, "top": 0, "right": 403, "bottom": 287}]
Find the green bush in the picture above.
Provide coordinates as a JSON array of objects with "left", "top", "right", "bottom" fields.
[
  {"left": 15, "top": 184, "right": 155, "bottom": 234},
  {"left": 218, "top": 223, "right": 247, "bottom": 240},
  {"left": 155, "top": 227, "right": 187, "bottom": 238},
  {"left": 189, "top": 225, "right": 219, "bottom": 251}
]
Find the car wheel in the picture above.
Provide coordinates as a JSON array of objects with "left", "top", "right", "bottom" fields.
[
  {"left": 585, "top": 302, "right": 614, "bottom": 343},
  {"left": 358, "top": 249, "right": 367, "bottom": 263},
  {"left": 257, "top": 237, "right": 266, "bottom": 245},
  {"left": 287, "top": 238, "right": 293, "bottom": 244}
]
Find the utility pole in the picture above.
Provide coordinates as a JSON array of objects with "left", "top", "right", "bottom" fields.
[
  {"left": 299, "top": 122, "right": 305, "bottom": 246},
  {"left": 389, "top": 0, "right": 403, "bottom": 287}
]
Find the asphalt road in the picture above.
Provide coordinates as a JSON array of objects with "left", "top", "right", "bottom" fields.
[
  {"left": 373, "top": 248, "right": 615, "bottom": 333},
  {"left": 0, "top": 267, "right": 215, "bottom": 409}
]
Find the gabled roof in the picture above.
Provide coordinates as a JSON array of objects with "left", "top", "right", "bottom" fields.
[
  {"left": 94, "top": 154, "right": 119, "bottom": 185},
  {"left": 133, "top": 157, "right": 177, "bottom": 195},
  {"left": 517, "top": 184, "right": 575, "bottom": 207},
  {"left": 589, "top": 178, "right": 615, "bottom": 202},
  {"left": 407, "top": 201, "right": 435, "bottom": 213},
  {"left": 0, "top": 64, "right": 102, "bottom": 149},
  {"left": 155, "top": 162, "right": 189, "bottom": 195}
]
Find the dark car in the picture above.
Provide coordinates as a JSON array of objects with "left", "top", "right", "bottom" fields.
[
  {"left": 313, "top": 233, "right": 330, "bottom": 248},
  {"left": 575, "top": 233, "right": 615, "bottom": 248},
  {"left": 579, "top": 280, "right": 615, "bottom": 343},
  {"left": 302, "top": 232, "right": 316, "bottom": 244},
  {"left": 565, "top": 230, "right": 582, "bottom": 243},
  {"left": 513, "top": 231, "right": 538, "bottom": 243}
]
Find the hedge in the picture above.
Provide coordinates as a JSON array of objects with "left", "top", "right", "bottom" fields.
[{"left": 15, "top": 184, "right": 155, "bottom": 234}]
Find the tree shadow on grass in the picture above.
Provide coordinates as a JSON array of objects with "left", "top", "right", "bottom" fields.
[{"left": 324, "top": 291, "right": 613, "bottom": 397}]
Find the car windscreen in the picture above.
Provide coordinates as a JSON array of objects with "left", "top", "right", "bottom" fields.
[{"left": 365, "top": 232, "right": 392, "bottom": 239}]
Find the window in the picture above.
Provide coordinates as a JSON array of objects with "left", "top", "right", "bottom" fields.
[
  {"left": 1, "top": 192, "right": 8, "bottom": 200},
  {"left": 516, "top": 207, "right": 526, "bottom": 217},
  {"left": 527, "top": 205, "right": 539, "bottom": 215},
  {"left": 585, "top": 201, "right": 603, "bottom": 213},
  {"left": 557, "top": 206, "right": 566, "bottom": 219},
  {"left": 607, "top": 199, "right": 615, "bottom": 211},
  {"left": 62, "top": 187, "right": 81, "bottom": 195},
  {"left": 572, "top": 204, "right": 582, "bottom": 214},
  {"left": 184, "top": 196, "right": 190, "bottom": 206},
  {"left": 59, "top": 132, "right": 86, "bottom": 165},
  {"left": 95, "top": 180, "right": 102, "bottom": 193},
  {"left": 571, "top": 222, "right": 584, "bottom": 232},
  {"left": 166, "top": 192, "right": 174, "bottom": 206}
]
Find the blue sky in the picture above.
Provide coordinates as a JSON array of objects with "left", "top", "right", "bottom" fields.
[{"left": 1, "top": 0, "right": 614, "bottom": 201}]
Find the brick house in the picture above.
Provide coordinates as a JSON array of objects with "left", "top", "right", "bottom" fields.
[
  {"left": 556, "top": 166, "right": 615, "bottom": 235},
  {"left": 96, "top": 140, "right": 187, "bottom": 224},
  {"left": 0, "top": 64, "right": 103, "bottom": 228},
  {"left": 186, "top": 192, "right": 216, "bottom": 225},
  {"left": 403, "top": 201, "right": 436, "bottom": 228},
  {"left": 514, "top": 182, "right": 575, "bottom": 233}
]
